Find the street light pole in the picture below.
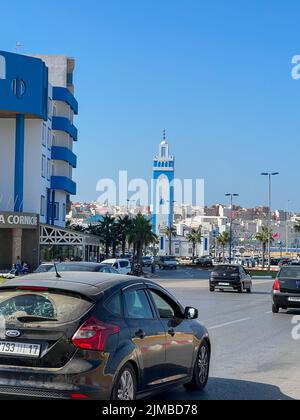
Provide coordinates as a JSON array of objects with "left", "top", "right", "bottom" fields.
[
  {"left": 225, "top": 193, "right": 239, "bottom": 263},
  {"left": 261, "top": 172, "right": 279, "bottom": 272},
  {"left": 286, "top": 200, "right": 290, "bottom": 254}
]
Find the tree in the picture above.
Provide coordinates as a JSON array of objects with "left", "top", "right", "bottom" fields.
[
  {"left": 217, "top": 232, "right": 230, "bottom": 263},
  {"left": 116, "top": 215, "right": 133, "bottom": 257},
  {"left": 163, "top": 225, "right": 177, "bottom": 256},
  {"left": 254, "top": 225, "right": 273, "bottom": 268},
  {"left": 294, "top": 219, "right": 300, "bottom": 235},
  {"left": 98, "top": 215, "right": 116, "bottom": 258},
  {"left": 130, "top": 214, "right": 158, "bottom": 266},
  {"left": 187, "top": 227, "right": 203, "bottom": 263}
]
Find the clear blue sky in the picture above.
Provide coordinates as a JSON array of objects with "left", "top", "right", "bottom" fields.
[{"left": 2, "top": 0, "right": 300, "bottom": 210}]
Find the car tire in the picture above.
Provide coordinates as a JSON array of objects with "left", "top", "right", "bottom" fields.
[
  {"left": 209, "top": 286, "right": 215, "bottom": 292},
  {"left": 184, "top": 341, "right": 210, "bottom": 392},
  {"left": 272, "top": 303, "right": 280, "bottom": 314},
  {"left": 246, "top": 284, "right": 252, "bottom": 294},
  {"left": 111, "top": 363, "right": 137, "bottom": 401},
  {"left": 238, "top": 284, "right": 243, "bottom": 293}
]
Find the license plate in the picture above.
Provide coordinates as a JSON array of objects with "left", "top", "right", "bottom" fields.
[
  {"left": 219, "top": 283, "right": 230, "bottom": 286},
  {"left": 288, "top": 297, "right": 300, "bottom": 303},
  {"left": 0, "top": 342, "right": 41, "bottom": 358}
]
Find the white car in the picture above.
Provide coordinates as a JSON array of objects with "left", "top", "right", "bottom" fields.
[{"left": 101, "top": 259, "right": 131, "bottom": 275}]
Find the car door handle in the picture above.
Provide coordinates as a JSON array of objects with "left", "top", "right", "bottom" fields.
[
  {"left": 168, "top": 328, "right": 176, "bottom": 337},
  {"left": 135, "top": 329, "right": 146, "bottom": 339}
]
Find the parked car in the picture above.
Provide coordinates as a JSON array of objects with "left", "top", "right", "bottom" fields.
[
  {"left": 0, "top": 272, "right": 211, "bottom": 400},
  {"left": 196, "top": 256, "right": 213, "bottom": 268},
  {"left": 278, "top": 258, "right": 291, "bottom": 267},
  {"left": 272, "top": 266, "right": 300, "bottom": 313},
  {"left": 158, "top": 256, "right": 178, "bottom": 270},
  {"left": 288, "top": 260, "right": 300, "bottom": 266},
  {"left": 142, "top": 256, "right": 153, "bottom": 267},
  {"left": 102, "top": 259, "right": 132, "bottom": 275},
  {"left": 210, "top": 264, "right": 252, "bottom": 293},
  {"left": 35, "top": 263, "right": 55, "bottom": 273},
  {"left": 49, "top": 262, "right": 119, "bottom": 274}
]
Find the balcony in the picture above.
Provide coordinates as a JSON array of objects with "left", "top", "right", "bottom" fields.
[
  {"left": 51, "top": 176, "right": 76, "bottom": 195},
  {"left": 52, "top": 87, "right": 78, "bottom": 115},
  {"left": 51, "top": 146, "right": 77, "bottom": 168},
  {"left": 52, "top": 116, "right": 78, "bottom": 141}
]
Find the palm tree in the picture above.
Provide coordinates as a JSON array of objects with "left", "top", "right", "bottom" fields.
[
  {"left": 98, "top": 215, "right": 116, "bottom": 258},
  {"left": 130, "top": 214, "right": 158, "bottom": 266},
  {"left": 254, "top": 225, "right": 273, "bottom": 268},
  {"left": 217, "top": 232, "right": 230, "bottom": 263},
  {"left": 116, "top": 215, "right": 133, "bottom": 257},
  {"left": 294, "top": 219, "right": 300, "bottom": 235},
  {"left": 187, "top": 227, "right": 203, "bottom": 263},
  {"left": 163, "top": 225, "right": 177, "bottom": 256}
]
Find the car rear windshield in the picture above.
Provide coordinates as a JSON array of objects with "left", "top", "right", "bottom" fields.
[
  {"left": 164, "top": 257, "right": 176, "bottom": 261},
  {"left": 213, "top": 266, "right": 239, "bottom": 274},
  {"left": 49, "top": 265, "right": 97, "bottom": 272},
  {"left": 279, "top": 267, "right": 300, "bottom": 279},
  {"left": 0, "top": 290, "right": 93, "bottom": 324}
]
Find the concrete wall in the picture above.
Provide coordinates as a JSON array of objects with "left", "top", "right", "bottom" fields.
[{"left": 0, "top": 119, "right": 16, "bottom": 212}]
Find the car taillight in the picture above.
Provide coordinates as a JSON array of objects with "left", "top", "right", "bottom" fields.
[
  {"left": 72, "top": 317, "right": 120, "bottom": 351},
  {"left": 273, "top": 279, "right": 280, "bottom": 293}
]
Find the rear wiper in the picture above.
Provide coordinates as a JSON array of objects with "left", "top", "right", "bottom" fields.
[{"left": 16, "top": 316, "right": 58, "bottom": 323}]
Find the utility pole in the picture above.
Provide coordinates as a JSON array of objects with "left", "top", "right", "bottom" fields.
[{"left": 225, "top": 193, "right": 239, "bottom": 264}]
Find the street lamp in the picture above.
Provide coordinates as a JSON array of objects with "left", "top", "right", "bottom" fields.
[
  {"left": 261, "top": 172, "right": 279, "bottom": 271},
  {"left": 225, "top": 193, "right": 239, "bottom": 263}
]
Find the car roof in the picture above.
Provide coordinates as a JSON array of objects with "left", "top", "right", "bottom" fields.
[
  {"left": 55, "top": 262, "right": 105, "bottom": 267},
  {"left": 0, "top": 272, "right": 143, "bottom": 301}
]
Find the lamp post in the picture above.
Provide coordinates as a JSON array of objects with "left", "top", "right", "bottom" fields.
[
  {"left": 286, "top": 200, "right": 290, "bottom": 254},
  {"left": 225, "top": 193, "right": 239, "bottom": 264},
  {"left": 261, "top": 172, "right": 279, "bottom": 271}
]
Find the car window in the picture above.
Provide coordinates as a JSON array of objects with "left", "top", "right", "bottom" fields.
[
  {"left": 104, "top": 293, "right": 122, "bottom": 317},
  {"left": 113, "top": 263, "right": 119, "bottom": 269},
  {"left": 149, "top": 290, "right": 180, "bottom": 319},
  {"left": 213, "top": 266, "right": 239, "bottom": 274},
  {"left": 0, "top": 291, "right": 93, "bottom": 324},
  {"left": 124, "top": 289, "right": 154, "bottom": 319},
  {"left": 279, "top": 267, "right": 300, "bottom": 278},
  {"left": 120, "top": 261, "right": 129, "bottom": 268},
  {"left": 99, "top": 266, "right": 111, "bottom": 273}
]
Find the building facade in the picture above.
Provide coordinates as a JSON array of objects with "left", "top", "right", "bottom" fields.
[{"left": 0, "top": 50, "right": 83, "bottom": 269}]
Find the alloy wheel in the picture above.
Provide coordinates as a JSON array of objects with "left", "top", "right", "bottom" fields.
[
  {"left": 198, "top": 345, "right": 209, "bottom": 384},
  {"left": 117, "top": 370, "right": 134, "bottom": 400}
]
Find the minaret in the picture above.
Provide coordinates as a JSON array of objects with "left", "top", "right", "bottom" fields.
[{"left": 152, "top": 130, "right": 175, "bottom": 241}]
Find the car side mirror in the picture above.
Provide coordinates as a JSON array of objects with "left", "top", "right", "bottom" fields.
[{"left": 185, "top": 307, "right": 198, "bottom": 320}]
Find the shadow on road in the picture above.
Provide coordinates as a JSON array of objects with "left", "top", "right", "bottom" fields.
[{"left": 156, "top": 377, "right": 294, "bottom": 400}]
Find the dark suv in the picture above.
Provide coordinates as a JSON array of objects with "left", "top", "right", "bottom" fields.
[
  {"left": 0, "top": 272, "right": 210, "bottom": 400},
  {"left": 210, "top": 265, "right": 252, "bottom": 293}
]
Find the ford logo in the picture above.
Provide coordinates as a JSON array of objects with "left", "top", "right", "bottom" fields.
[{"left": 5, "top": 330, "right": 21, "bottom": 338}]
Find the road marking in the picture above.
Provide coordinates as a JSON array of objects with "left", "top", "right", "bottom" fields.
[
  {"left": 208, "top": 318, "right": 250, "bottom": 330},
  {"left": 265, "top": 311, "right": 272, "bottom": 314}
]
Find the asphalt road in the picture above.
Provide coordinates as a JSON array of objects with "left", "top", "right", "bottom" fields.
[{"left": 152, "top": 267, "right": 300, "bottom": 401}]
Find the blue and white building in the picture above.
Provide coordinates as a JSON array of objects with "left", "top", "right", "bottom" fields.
[
  {"left": 0, "top": 51, "right": 99, "bottom": 269},
  {"left": 152, "top": 134, "right": 175, "bottom": 253}
]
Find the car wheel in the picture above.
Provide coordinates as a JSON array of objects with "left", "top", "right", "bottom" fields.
[
  {"left": 238, "top": 284, "right": 243, "bottom": 293},
  {"left": 111, "top": 363, "right": 137, "bottom": 401},
  {"left": 209, "top": 286, "right": 215, "bottom": 292},
  {"left": 184, "top": 341, "right": 210, "bottom": 391},
  {"left": 272, "top": 303, "right": 280, "bottom": 314},
  {"left": 246, "top": 284, "right": 252, "bottom": 294}
]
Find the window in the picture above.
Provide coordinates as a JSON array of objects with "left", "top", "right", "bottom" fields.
[
  {"left": 42, "top": 124, "right": 46, "bottom": 147},
  {"left": 120, "top": 261, "right": 129, "bottom": 268},
  {"left": 41, "top": 155, "right": 46, "bottom": 178},
  {"left": 47, "top": 158, "right": 51, "bottom": 181},
  {"left": 149, "top": 290, "right": 180, "bottom": 319},
  {"left": 54, "top": 202, "right": 59, "bottom": 221},
  {"left": 48, "top": 98, "right": 53, "bottom": 119},
  {"left": 62, "top": 203, "right": 66, "bottom": 221},
  {"left": 124, "top": 289, "right": 154, "bottom": 320},
  {"left": 47, "top": 128, "right": 52, "bottom": 149},
  {"left": 40, "top": 195, "right": 46, "bottom": 217},
  {"left": 104, "top": 293, "right": 122, "bottom": 317}
]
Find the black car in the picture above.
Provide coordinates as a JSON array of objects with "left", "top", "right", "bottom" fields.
[
  {"left": 210, "top": 264, "right": 252, "bottom": 293},
  {"left": 48, "top": 262, "right": 119, "bottom": 274},
  {"left": 272, "top": 266, "right": 300, "bottom": 313},
  {"left": 0, "top": 272, "right": 210, "bottom": 400}
]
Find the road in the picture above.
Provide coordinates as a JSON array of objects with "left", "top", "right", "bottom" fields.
[{"left": 151, "top": 267, "right": 300, "bottom": 400}]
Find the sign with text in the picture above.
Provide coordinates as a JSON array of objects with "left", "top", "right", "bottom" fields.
[{"left": 0, "top": 212, "right": 39, "bottom": 229}]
